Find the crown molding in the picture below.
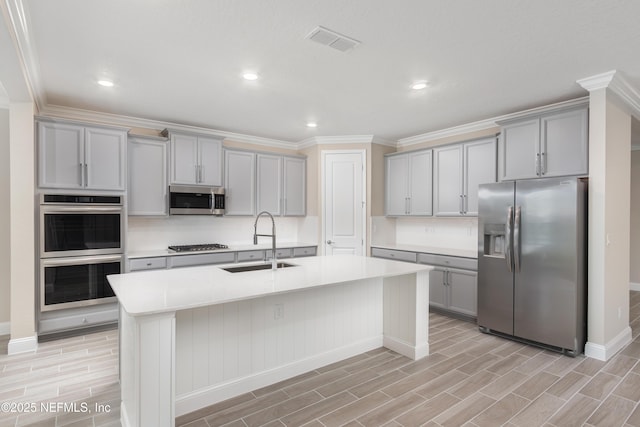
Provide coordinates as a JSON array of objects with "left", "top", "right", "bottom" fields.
[
  {"left": 3, "top": 0, "right": 44, "bottom": 110},
  {"left": 40, "top": 104, "right": 298, "bottom": 149},
  {"left": 397, "top": 118, "right": 497, "bottom": 147},
  {"left": 577, "top": 70, "right": 640, "bottom": 119},
  {"left": 297, "top": 135, "right": 395, "bottom": 149}
]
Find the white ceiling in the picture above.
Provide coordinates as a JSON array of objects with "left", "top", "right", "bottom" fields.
[{"left": 5, "top": 0, "right": 640, "bottom": 143}]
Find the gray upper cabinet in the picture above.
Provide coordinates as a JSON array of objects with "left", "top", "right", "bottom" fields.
[
  {"left": 283, "top": 156, "right": 306, "bottom": 216},
  {"left": 434, "top": 137, "right": 496, "bottom": 216},
  {"left": 224, "top": 149, "right": 256, "bottom": 215},
  {"left": 128, "top": 136, "right": 168, "bottom": 216},
  {"left": 499, "top": 105, "right": 588, "bottom": 181},
  {"left": 170, "top": 132, "right": 222, "bottom": 186},
  {"left": 385, "top": 149, "right": 432, "bottom": 216},
  {"left": 251, "top": 153, "right": 306, "bottom": 217},
  {"left": 38, "top": 120, "right": 126, "bottom": 191},
  {"left": 256, "top": 154, "right": 282, "bottom": 215}
]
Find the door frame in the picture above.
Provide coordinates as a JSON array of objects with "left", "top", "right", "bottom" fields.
[{"left": 320, "top": 149, "right": 367, "bottom": 256}]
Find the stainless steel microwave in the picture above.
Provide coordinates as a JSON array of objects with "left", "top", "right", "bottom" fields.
[{"left": 169, "top": 185, "right": 225, "bottom": 215}]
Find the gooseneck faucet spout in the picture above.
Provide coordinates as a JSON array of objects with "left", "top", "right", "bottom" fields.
[{"left": 253, "top": 211, "right": 277, "bottom": 270}]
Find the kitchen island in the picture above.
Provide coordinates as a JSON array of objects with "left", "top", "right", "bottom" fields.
[{"left": 108, "top": 255, "right": 432, "bottom": 427}]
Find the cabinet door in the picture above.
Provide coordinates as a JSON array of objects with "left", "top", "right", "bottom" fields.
[
  {"left": 256, "top": 154, "right": 282, "bottom": 215},
  {"left": 85, "top": 127, "right": 126, "bottom": 191},
  {"left": 499, "top": 119, "right": 540, "bottom": 180},
  {"left": 433, "top": 145, "right": 463, "bottom": 216},
  {"left": 429, "top": 269, "right": 448, "bottom": 309},
  {"left": 385, "top": 154, "right": 409, "bottom": 216},
  {"left": 198, "top": 136, "right": 223, "bottom": 186},
  {"left": 128, "top": 138, "right": 168, "bottom": 216},
  {"left": 224, "top": 150, "right": 256, "bottom": 215},
  {"left": 170, "top": 134, "right": 199, "bottom": 184},
  {"left": 38, "top": 121, "right": 85, "bottom": 189},
  {"left": 283, "top": 157, "right": 306, "bottom": 216},
  {"left": 541, "top": 108, "right": 588, "bottom": 178},
  {"left": 408, "top": 150, "right": 432, "bottom": 215},
  {"left": 448, "top": 269, "right": 477, "bottom": 317},
  {"left": 464, "top": 138, "right": 497, "bottom": 216}
]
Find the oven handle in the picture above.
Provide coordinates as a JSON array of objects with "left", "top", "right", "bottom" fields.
[
  {"left": 41, "top": 206, "right": 123, "bottom": 213},
  {"left": 41, "top": 254, "right": 124, "bottom": 267}
]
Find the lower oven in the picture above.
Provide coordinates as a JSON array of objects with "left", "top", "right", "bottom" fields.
[{"left": 40, "top": 254, "right": 123, "bottom": 312}]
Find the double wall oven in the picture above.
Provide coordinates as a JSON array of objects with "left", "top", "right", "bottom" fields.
[{"left": 39, "top": 194, "right": 124, "bottom": 312}]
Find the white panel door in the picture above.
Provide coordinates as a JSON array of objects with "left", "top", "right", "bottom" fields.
[
  {"left": 256, "top": 153, "right": 282, "bottom": 215},
  {"left": 224, "top": 150, "right": 256, "bottom": 216},
  {"left": 323, "top": 152, "right": 364, "bottom": 255},
  {"left": 198, "top": 136, "right": 223, "bottom": 186},
  {"left": 84, "top": 127, "right": 126, "bottom": 191}
]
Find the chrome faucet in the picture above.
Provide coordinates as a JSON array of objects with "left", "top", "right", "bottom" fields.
[{"left": 253, "top": 211, "right": 277, "bottom": 270}]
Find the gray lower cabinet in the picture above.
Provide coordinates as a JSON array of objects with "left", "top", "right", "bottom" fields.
[
  {"left": 128, "top": 245, "right": 318, "bottom": 271},
  {"left": 428, "top": 267, "right": 477, "bottom": 318},
  {"left": 417, "top": 253, "right": 477, "bottom": 319},
  {"left": 371, "top": 247, "right": 478, "bottom": 320}
]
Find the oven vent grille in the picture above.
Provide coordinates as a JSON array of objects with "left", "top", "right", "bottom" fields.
[{"left": 305, "top": 26, "right": 360, "bottom": 53}]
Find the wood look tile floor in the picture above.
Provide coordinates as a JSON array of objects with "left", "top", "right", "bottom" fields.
[{"left": 3, "top": 292, "right": 640, "bottom": 426}]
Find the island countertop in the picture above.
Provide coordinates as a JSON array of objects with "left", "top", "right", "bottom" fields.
[{"left": 108, "top": 255, "right": 433, "bottom": 316}]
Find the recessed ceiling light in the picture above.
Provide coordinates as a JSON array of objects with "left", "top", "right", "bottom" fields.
[
  {"left": 306, "top": 122, "right": 317, "bottom": 128},
  {"left": 243, "top": 73, "right": 259, "bottom": 81},
  {"left": 411, "top": 81, "right": 429, "bottom": 90},
  {"left": 97, "top": 79, "right": 114, "bottom": 87}
]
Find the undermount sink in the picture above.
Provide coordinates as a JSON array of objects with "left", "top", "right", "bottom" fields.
[{"left": 221, "top": 262, "right": 297, "bottom": 273}]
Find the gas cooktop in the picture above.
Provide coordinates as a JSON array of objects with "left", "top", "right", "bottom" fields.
[{"left": 168, "top": 243, "right": 229, "bottom": 252}]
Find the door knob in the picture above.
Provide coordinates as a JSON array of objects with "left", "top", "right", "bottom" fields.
[{"left": 326, "top": 240, "right": 333, "bottom": 244}]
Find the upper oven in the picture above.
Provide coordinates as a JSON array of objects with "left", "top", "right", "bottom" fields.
[{"left": 39, "top": 194, "right": 124, "bottom": 258}]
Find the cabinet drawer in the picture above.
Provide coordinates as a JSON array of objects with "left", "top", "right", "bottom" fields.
[
  {"left": 38, "top": 305, "right": 118, "bottom": 334},
  {"left": 129, "top": 257, "right": 167, "bottom": 271},
  {"left": 169, "top": 252, "right": 235, "bottom": 268},
  {"left": 417, "top": 253, "right": 477, "bottom": 270},
  {"left": 237, "top": 250, "right": 265, "bottom": 262},
  {"left": 293, "top": 246, "right": 316, "bottom": 257},
  {"left": 371, "top": 248, "right": 417, "bottom": 263},
  {"left": 266, "top": 248, "right": 292, "bottom": 259}
]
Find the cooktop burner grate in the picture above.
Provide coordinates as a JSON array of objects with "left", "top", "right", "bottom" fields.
[{"left": 168, "top": 243, "right": 229, "bottom": 252}]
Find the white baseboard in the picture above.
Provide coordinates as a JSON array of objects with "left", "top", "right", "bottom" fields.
[
  {"left": 585, "top": 326, "right": 632, "bottom": 361},
  {"left": 0, "top": 321, "right": 9, "bottom": 336},
  {"left": 630, "top": 282, "right": 640, "bottom": 291},
  {"left": 175, "top": 336, "right": 383, "bottom": 417},
  {"left": 8, "top": 335, "right": 38, "bottom": 355},
  {"left": 383, "top": 336, "right": 429, "bottom": 360}
]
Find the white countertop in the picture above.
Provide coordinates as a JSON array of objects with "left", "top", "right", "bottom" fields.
[
  {"left": 127, "top": 242, "right": 317, "bottom": 259},
  {"left": 108, "top": 255, "right": 432, "bottom": 316},
  {"left": 371, "top": 243, "right": 477, "bottom": 259}
]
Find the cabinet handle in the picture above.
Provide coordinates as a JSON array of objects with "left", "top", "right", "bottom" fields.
[
  {"left": 540, "top": 152, "right": 546, "bottom": 175},
  {"left": 79, "top": 162, "right": 84, "bottom": 186},
  {"left": 463, "top": 194, "right": 467, "bottom": 214},
  {"left": 200, "top": 165, "right": 205, "bottom": 182},
  {"left": 405, "top": 197, "right": 410, "bottom": 215},
  {"left": 84, "top": 163, "right": 88, "bottom": 187},
  {"left": 536, "top": 153, "right": 541, "bottom": 176},
  {"left": 459, "top": 195, "right": 464, "bottom": 214}
]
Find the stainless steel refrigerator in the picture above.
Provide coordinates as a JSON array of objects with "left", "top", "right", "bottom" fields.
[{"left": 477, "top": 177, "right": 587, "bottom": 355}]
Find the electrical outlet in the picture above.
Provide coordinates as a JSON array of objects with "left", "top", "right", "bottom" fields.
[{"left": 274, "top": 303, "right": 284, "bottom": 320}]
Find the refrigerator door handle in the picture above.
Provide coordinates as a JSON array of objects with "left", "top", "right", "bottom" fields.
[
  {"left": 505, "top": 206, "right": 513, "bottom": 272},
  {"left": 514, "top": 206, "right": 522, "bottom": 272}
]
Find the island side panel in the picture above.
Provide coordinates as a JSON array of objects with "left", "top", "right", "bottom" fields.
[
  {"left": 174, "top": 277, "right": 384, "bottom": 416},
  {"left": 120, "top": 307, "right": 176, "bottom": 427},
  {"left": 382, "top": 270, "right": 430, "bottom": 360}
]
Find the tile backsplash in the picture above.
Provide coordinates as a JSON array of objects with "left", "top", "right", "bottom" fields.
[{"left": 127, "top": 216, "right": 317, "bottom": 252}]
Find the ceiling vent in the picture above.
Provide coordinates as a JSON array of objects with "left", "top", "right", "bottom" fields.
[{"left": 306, "top": 26, "right": 360, "bottom": 53}]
